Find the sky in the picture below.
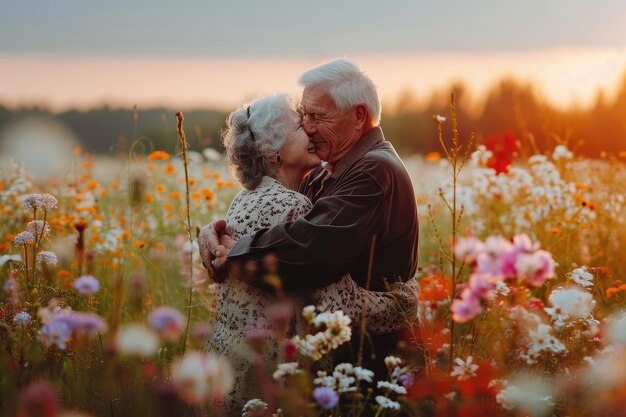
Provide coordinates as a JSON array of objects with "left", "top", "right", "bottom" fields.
[{"left": 1, "top": 0, "right": 626, "bottom": 111}]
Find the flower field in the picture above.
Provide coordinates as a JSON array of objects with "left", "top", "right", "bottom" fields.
[{"left": 2, "top": 107, "right": 626, "bottom": 417}]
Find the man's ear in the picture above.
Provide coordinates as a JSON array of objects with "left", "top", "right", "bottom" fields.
[{"left": 354, "top": 104, "right": 369, "bottom": 130}]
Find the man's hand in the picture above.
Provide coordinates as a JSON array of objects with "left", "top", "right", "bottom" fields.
[{"left": 198, "top": 219, "right": 234, "bottom": 282}]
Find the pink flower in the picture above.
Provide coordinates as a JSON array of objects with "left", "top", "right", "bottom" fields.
[
  {"left": 454, "top": 237, "right": 484, "bottom": 262},
  {"left": 468, "top": 274, "right": 495, "bottom": 298},
  {"left": 451, "top": 296, "right": 482, "bottom": 323},
  {"left": 149, "top": 306, "right": 186, "bottom": 342},
  {"left": 515, "top": 250, "right": 555, "bottom": 287}
]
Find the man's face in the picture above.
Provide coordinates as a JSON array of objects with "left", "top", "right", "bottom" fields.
[{"left": 299, "top": 86, "right": 361, "bottom": 163}]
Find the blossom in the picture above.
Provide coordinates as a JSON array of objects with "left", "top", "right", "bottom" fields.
[
  {"left": 147, "top": 150, "right": 170, "bottom": 161},
  {"left": 454, "top": 236, "right": 484, "bottom": 262},
  {"left": 434, "top": 114, "right": 446, "bottom": 123},
  {"left": 13, "top": 231, "right": 35, "bottom": 246},
  {"left": 13, "top": 311, "right": 31, "bottom": 326},
  {"left": 242, "top": 399, "right": 268, "bottom": 417},
  {"left": 273, "top": 362, "right": 301, "bottom": 380},
  {"left": 293, "top": 308, "right": 352, "bottom": 360},
  {"left": 552, "top": 144, "right": 573, "bottom": 160},
  {"left": 313, "top": 387, "right": 339, "bottom": 409},
  {"left": 450, "top": 356, "right": 479, "bottom": 381},
  {"left": 115, "top": 323, "right": 159, "bottom": 357},
  {"left": 605, "top": 313, "right": 626, "bottom": 345},
  {"left": 384, "top": 356, "right": 403, "bottom": 370},
  {"left": 73, "top": 275, "right": 100, "bottom": 296},
  {"left": 26, "top": 220, "right": 50, "bottom": 240},
  {"left": 514, "top": 250, "right": 555, "bottom": 287},
  {"left": 495, "top": 377, "right": 554, "bottom": 415},
  {"left": 171, "top": 350, "right": 234, "bottom": 404},
  {"left": 375, "top": 395, "right": 401, "bottom": 410},
  {"left": 39, "top": 318, "right": 72, "bottom": 349},
  {"left": 451, "top": 295, "right": 482, "bottom": 323},
  {"left": 36, "top": 251, "right": 58, "bottom": 266},
  {"left": 484, "top": 130, "right": 518, "bottom": 174},
  {"left": 378, "top": 380, "right": 407, "bottom": 394},
  {"left": 148, "top": 306, "right": 186, "bottom": 342},
  {"left": 570, "top": 266, "right": 593, "bottom": 288},
  {"left": 526, "top": 324, "right": 566, "bottom": 362},
  {"left": 22, "top": 193, "right": 58, "bottom": 211},
  {"left": 545, "top": 287, "right": 596, "bottom": 323}
]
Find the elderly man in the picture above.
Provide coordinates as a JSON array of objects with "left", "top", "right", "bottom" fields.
[{"left": 201, "top": 58, "right": 419, "bottom": 373}]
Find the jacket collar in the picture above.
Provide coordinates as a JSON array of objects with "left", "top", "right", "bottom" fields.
[{"left": 330, "top": 126, "right": 384, "bottom": 179}]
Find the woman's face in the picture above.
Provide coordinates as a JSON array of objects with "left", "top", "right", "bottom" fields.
[{"left": 279, "top": 110, "right": 321, "bottom": 171}]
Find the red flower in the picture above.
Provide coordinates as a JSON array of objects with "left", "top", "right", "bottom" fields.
[{"left": 484, "top": 130, "right": 518, "bottom": 174}]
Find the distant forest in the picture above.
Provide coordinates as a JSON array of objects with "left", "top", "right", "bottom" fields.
[{"left": 2, "top": 74, "right": 626, "bottom": 158}]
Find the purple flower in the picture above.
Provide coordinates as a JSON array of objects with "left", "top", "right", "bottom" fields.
[
  {"left": 467, "top": 273, "right": 494, "bottom": 298},
  {"left": 57, "top": 311, "right": 107, "bottom": 335},
  {"left": 73, "top": 275, "right": 100, "bottom": 296},
  {"left": 398, "top": 372, "right": 415, "bottom": 389},
  {"left": 148, "top": 306, "right": 186, "bottom": 342},
  {"left": 40, "top": 318, "right": 72, "bottom": 349},
  {"left": 313, "top": 386, "right": 339, "bottom": 409},
  {"left": 13, "top": 311, "right": 31, "bottom": 326}
]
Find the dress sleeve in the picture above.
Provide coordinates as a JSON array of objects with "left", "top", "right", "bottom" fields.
[
  {"left": 228, "top": 170, "right": 385, "bottom": 290},
  {"left": 313, "top": 276, "right": 419, "bottom": 335}
]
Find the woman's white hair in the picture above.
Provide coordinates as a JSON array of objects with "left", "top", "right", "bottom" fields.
[
  {"left": 298, "top": 58, "right": 381, "bottom": 125},
  {"left": 221, "top": 93, "right": 296, "bottom": 190}
]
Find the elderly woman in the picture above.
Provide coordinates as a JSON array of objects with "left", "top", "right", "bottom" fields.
[{"left": 206, "top": 93, "right": 417, "bottom": 416}]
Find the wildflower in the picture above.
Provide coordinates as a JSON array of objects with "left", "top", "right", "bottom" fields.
[
  {"left": 544, "top": 287, "right": 596, "bottom": 324},
  {"left": 13, "top": 311, "right": 31, "bottom": 326},
  {"left": 36, "top": 251, "right": 58, "bottom": 266},
  {"left": 242, "top": 399, "right": 269, "bottom": 417},
  {"left": 450, "top": 356, "right": 479, "bottom": 381},
  {"left": 171, "top": 350, "right": 234, "bottom": 404},
  {"left": 13, "top": 231, "right": 35, "bottom": 246},
  {"left": 484, "top": 130, "right": 518, "bottom": 174},
  {"left": 378, "top": 380, "right": 408, "bottom": 394},
  {"left": 39, "top": 194, "right": 58, "bottom": 211},
  {"left": 454, "top": 236, "right": 484, "bottom": 262},
  {"left": 313, "top": 387, "right": 339, "bottom": 409},
  {"left": 22, "top": 194, "right": 40, "bottom": 211},
  {"left": 605, "top": 313, "right": 626, "bottom": 345},
  {"left": 495, "top": 377, "right": 554, "bottom": 415},
  {"left": 39, "top": 318, "right": 72, "bottom": 349},
  {"left": 273, "top": 362, "right": 301, "bottom": 380},
  {"left": 147, "top": 150, "right": 170, "bottom": 161},
  {"left": 375, "top": 395, "right": 401, "bottom": 410},
  {"left": 451, "top": 295, "right": 481, "bottom": 323},
  {"left": 26, "top": 220, "right": 50, "bottom": 239},
  {"left": 385, "top": 356, "right": 403, "bottom": 370},
  {"left": 203, "top": 148, "right": 222, "bottom": 162},
  {"left": 302, "top": 305, "right": 316, "bottom": 323},
  {"left": 115, "top": 323, "right": 160, "bottom": 357},
  {"left": 552, "top": 145, "right": 573, "bottom": 160},
  {"left": 527, "top": 324, "right": 566, "bottom": 360},
  {"left": 570, "top": 266, "right": 593, "bottom": 288},
  {"left": 73, "top": 275, "right": 100, "bottom": 296},
  {"left": 514, "top": 250, "right": 555, "bottom": 287},
  {"left": 293, "top": 309, "right": 352, "bottom": 360},
  {"left": 148, "top": 306, "right": 186, "bottom": 342}
]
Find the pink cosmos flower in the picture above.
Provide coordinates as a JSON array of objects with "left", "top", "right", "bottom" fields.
[{"left": 451, "top": 296, "right": 482, "bottom": 323}]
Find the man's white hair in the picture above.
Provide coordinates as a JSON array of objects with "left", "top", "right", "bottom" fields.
[{"left": 298, "top": 58, "right": 381, "bottom": 126}]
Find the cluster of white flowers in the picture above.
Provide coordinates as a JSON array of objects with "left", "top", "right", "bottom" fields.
[
  {"left": 272, "top": 362, "right": 301, "bottom": 380},
  {"left": 520, "top": 323, "right": 567, "bottom": 365},
  {"left": 292, "top": 306, "right": 352, "bottom": 360},
  {"left": 569, "top": 266, "right": 594, "bottom": 288},
  {"left": 170, "top": 350, "right": 234, "bottom": 405},
  {"left": 36, "top": 250, "right": 58, "bottom": 266},
  {"left": 242, "top": 399, "right": 269, "bottom": 417},
  {"left": 495, "top": 377, "right": 554, "bottom": 415},
  {"left": 544, "top": 287, "right": 597, "bottom": 330},
  {"left": 313, "top": 363, "right": 374, "bottom": 393},
  {"left": 448, "top": 145, "right": 595, "bottom": 236},
  {"left": 375, "top": 395, "right": 401, "bottom": 410}
]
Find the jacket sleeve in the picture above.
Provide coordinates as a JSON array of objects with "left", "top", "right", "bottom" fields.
[{"left": 227, "top": 169, "right": 385, "bottom": 290}]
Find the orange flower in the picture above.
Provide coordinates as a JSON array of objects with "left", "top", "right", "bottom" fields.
[
  {"left": 190, "top": 191, "right": 201, "bottom": 200},
  {"left": 547, "top": 227, "right": 561, "bottom": 235},
  {"left": 134, "top": 240, "right": 146, "bottom": 249},
  {"left": 82, "top": 161, "right": 93, "bottom": 169},
  {"left": 86, "top": 180, "right": 100, "bottom": 189},
  {"left": 111, "top": 181, "right": 121, "bottom": 190},
  {"left": 216, "top": 180, "right": 225, "bottom": 188},
  {"left": 619, "top": 151, "right": 626, "bottom": 159},
  {"left": 168, "top": 192, "right": 181, "bottom": 200},
  {"left": 572, "top": 193, "right": 585, "bottom": 204},
  {"left": 188, "top": 177, "right": 197, "bottom": 187},
  {"left": 73, "top": 147, "right": 82, "bottom": 156},
  {"left": 574, "top": 182, "right": 586, "bottom": 190},
  {"left": 145, "top": 193, "right": 155, "bottom": 202},
  {"left": 0, "top": 242, "right": 10, "bottom": 251},
  {"left": 163, "top": 203, "right": 174, "bottom": 212},
  {"left": 200, "top": 188, "right": 215, "bottom": 201},
  {"left": 419, "top": 275, "right": 451, "bottom": 302},
  {"left": 146, "top": 164, "right": 157, "bottom": 171},
  {"left": 426, "top": 151, "right": 442, "bottom": 162},
  {"left": 165, "top": 163, "right": 176, "bottom": 175},
  {"left": 154, "top": 184, "right": 166, "bottom": 193},
  {"left": 0, "top": 181, "right": 5, "bottom": 190},
  {"left": 147, "top": 150, "right": 170, "bottom": 161}
]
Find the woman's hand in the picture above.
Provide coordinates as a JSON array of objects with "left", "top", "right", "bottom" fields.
[{"left": 199, "top": 219, "right": 232, "bottom": 282}]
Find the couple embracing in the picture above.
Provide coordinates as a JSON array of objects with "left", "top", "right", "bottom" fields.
[{"left": 199, "top": 58, "right": 420, "bottom": 416}]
